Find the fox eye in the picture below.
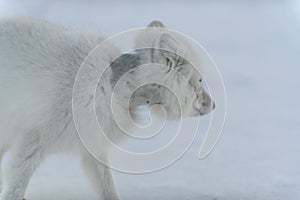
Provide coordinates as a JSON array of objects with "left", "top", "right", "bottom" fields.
[{"left": 199, "top": 78, "right": 202, "bottom": 82}]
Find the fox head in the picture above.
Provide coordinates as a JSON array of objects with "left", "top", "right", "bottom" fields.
[{"left": 110, "top": 20, "right": 215, "bottom": 120}]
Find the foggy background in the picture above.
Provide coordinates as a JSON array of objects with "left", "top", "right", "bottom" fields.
[{"left": 0, "top": 0, "right": 300, "bottom": 199}]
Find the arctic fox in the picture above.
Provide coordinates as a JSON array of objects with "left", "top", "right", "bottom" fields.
[{"left": 0, "top": 17, "right": 214, "bottom": 200}]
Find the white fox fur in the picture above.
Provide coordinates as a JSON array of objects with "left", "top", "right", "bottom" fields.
[{"left": 0, "top": 17, "right": 214, "bottom": 200}]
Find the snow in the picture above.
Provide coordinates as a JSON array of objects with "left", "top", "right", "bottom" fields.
[{"left": 1, "top": 0, "right": 300, "bottom": 199}]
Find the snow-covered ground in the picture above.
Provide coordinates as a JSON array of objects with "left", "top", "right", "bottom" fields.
[{"left": 1, "top": 0, "right": 300, "bottom": 199}]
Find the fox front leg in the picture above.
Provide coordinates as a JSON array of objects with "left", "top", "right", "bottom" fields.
[{"left": 82, "top": 154, "right": 120, "bottom": 200}]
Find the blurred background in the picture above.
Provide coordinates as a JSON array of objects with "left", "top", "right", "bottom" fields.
[{"left": 1, "top": 0, "right": 300, "bottom": 199}]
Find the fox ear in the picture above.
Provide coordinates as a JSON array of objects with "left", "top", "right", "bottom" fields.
[
  {"left": 151, "top": 33, "right": 178, "bottom": 65},
  {"left": 147, "top": 20, "right": 165, "bottom": 28},
  {"left": 158, "top": 33, "right": 177, "bottom": 52}
]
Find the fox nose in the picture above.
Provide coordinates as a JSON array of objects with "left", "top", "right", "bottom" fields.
[{"left": 212, "top": 102, "right": 216, "bottom": 110}]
